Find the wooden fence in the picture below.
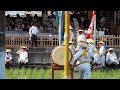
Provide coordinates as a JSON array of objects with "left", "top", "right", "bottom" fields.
[
  {"left": 5, "top": 34, "right": 59, "bottom": 48},
  {"left": 5, "top": 35, "right": 120, "bottom": 48},
  {"left": 5, "top": 34, "right": 120, "bottom": 65}
]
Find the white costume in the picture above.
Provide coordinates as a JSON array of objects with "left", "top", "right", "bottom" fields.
[
  {"left": 88, "top": 44, "right": 96, "bottom": 58},
  {"left": 5, "top": 49, "right": 12, "bottom": 64},
  {"left": 77, "top": 33, "right": 86, "bottom": 43},
  {"left": 5, "top": 53, "right": 12, "bottom": 63},
  {"left": 106, "top": 48, "right": 119, "bottom": 65},
  {"left": 76, "top": 33, "right": 86, "bottom": 51},
  {"left": 76, "top": 29, "right": 86, "bottom": 52},
  {"left": 29, "top": 26, "right": 39, "bottom": 37},
  {"left": 63, "top": 41, "right": 76, "bottom": 65},
  {"left": 5, "top": 53, "right": 12, "bottom": 60},
  {"left": 93, "top": 52, "right": 101, "bottom": 65},
  {"left": 18, "top": 52, "right": 28, "bottom": 64},
  {"left": 99, "top": 45, "right": 106, "bottom": 67},
  {"left": 73, "top": 43, "right": 92, "bottom": 79},
  {"left": 64, "top": 26, "right": 74, "bottom": 41},
  {"left": 16, "top": 47, "right": 28, "bottom": 64},
  {"left": 69, "top": 44, "right": 76, "bottom": 65}
]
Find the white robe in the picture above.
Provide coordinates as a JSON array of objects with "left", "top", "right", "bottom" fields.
[{"left": 106, "top": 52, "right": 119, "bottom": 65}]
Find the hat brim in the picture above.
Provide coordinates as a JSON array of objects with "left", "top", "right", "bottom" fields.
[
  {"left": 6, "top": 49, "right": 11, "bottom": 52},
  {"left": 76, "top": 30, "right": 83, "bottom": 32},
  {"left": 86, "top": 39, "right": 95, "bottom": 43},
  {"left": 78, "top": 43, "right": 90, "bottom": 47},
  {"left": 107, "top": 48, "right": 114, "bottom": 51},
  {"left": 98, "top": 42, "right": 105, "bottom": 45},
  {"left": 20, "top": 46, "right": 28, "bottom": 49}
]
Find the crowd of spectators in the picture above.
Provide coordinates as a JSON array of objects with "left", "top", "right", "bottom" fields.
[{"left": 6, "top": 12, "right": 59, "bottom": 35}]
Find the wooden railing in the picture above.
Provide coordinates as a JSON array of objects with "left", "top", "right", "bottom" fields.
[
  {"left": 5, "top": 35, "right": 120, "bottom": 48},
  {"left": 5, "top": 34, "right": 59, "bottom": 48}
]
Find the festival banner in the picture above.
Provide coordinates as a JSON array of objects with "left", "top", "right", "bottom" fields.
[{"left": 86, "top": 11, "right": 96, "bottom": 39}]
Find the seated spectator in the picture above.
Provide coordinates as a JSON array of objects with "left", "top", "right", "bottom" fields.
[
  {"left": 16, "top": 46, "right": 28, "bottom": 68},
  {"left": 92, "top": 48, "right": 101, "bottom": 67},
  {"left": 106, "top": 48, "right": 119, "bottom": 65},
  {"left": 5, "top": 49, "right": 12, "bottom": 68}
]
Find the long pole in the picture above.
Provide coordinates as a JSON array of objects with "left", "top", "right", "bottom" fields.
[
  {"left": 93, "top": 11, "right": 96, "bottom": 44},
  {"left": 64, "top": 11, "right": 70, "bottom": 79},
  {"left": 58, "top": 11, "right": 62, "bottom": 46},
  {"left": 0, "top": 49, "right": 5, "bottom": 79},
  {"left": 0, "top": 11, "right": 5, "bottom": 79}
]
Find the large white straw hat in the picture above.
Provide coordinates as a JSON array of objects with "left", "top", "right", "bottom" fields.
[
  {"left": 107, "top": 48, "right": 114, "bottom": 51},
  {"left": 20, "top": 46, "right": 28, "bottom": 49},
  {"left": 76, "top": 29, "right": 84, "bottom": 32},
  {"left": 86, "top": 39, "right": 95, "bottom": 43},
  {"left": 63, "top": 40, "right": 74, "bottom": 45},
  {"left": 98, "top": 41, "right": 105, "bottom": 45},
  {"left": 69, "top": 25, "right": 73, "bottom": 29},
  {"left": 78, "top": 42, "right": 90, "bottom": 48},
  {"left": 5, "top": 49, "right": 11, "bottom": 52}
]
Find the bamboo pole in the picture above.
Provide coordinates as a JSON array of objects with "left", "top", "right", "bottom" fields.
[{"left": 64, "top": 11, "right": 70, "bottom": 79}]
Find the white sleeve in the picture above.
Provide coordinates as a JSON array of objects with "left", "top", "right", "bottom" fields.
[
  {"left": 113, "top": 52, "right": 117, "bottom": 59},
  {"left": 74, "top": 50, "right": 83, "bottom": 61},
  {"left": 106, "top": 53, "right": 109, "bottom": 62},
  {"left": 99, "top": 47, "right": 105, "bottom": 55},
  {"left": 9, "top": 54, "right": 12, "bottom": 60},
  {"left": 23, "top": 52, "right": 28, "bottom": 60},
  {"left": 29, "top": 27, "right": 32, "bottom": 35}
]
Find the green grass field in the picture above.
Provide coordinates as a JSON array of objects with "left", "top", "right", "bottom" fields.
[{"left": 5, "top": 67, "right": 120, "bottom": 79}]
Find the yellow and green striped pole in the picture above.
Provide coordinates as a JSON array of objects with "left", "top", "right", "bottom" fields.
[{"left": 64, "top": 11, "right": 70, "bottom": 79}]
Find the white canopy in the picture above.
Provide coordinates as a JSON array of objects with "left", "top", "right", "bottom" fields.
[{"left": 5, "top": 11, "right": 26, "bottom": 17}]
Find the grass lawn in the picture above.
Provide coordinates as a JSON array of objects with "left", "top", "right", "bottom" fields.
[{"left": 5, "top": 67, "right": 120, "bottom": 79}]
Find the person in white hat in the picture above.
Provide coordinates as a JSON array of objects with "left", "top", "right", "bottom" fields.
[
  {"left": 64, "top": 25, "right": 75, "bottom": 41},
  {"left": 106, "top": 48, "right": 119, "bottom": 65},
  {"left": 98, "top": 41, "right": 106, "bottom": 68},
  {"left": 76, "top": 28, "right": 86, "bottom": 52},
  {"left": 86, "top": 39, "right": 96, "bottom": 57},
  {"left": 62, "top": 40, "right": 76, "bottom": 65},
  {"left": 92, "top": 48, "right": 101, "bottom": 67},
  {"left": 5, "top": 49, "right": 12, "bottom": 68},
  {"left": 86, "top": 38, "right": 97, "bottom": 69},
  {"left": 76, "top": 29, "right": 86, "bottom": 43},
  {"left": 16, "top": 46, "right": 28, "bottom": 68},
  {"left": 73, "top": 42, "right": 93, "bottom": 79}
]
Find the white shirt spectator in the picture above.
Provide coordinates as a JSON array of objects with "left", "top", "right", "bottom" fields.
[
  {"left": 106, "top": 52, "right": 119, "bottom": 65},
  {"left": 29, "top": 26, "right": 39, "bottom": 36},
  {"left": 5, "top": 53, "right": 12, "bottom": 60},
  {"left": 16, "top": 49, "right": 28, "bottom": 63},
  {"left": 99, "top": 46, "right": 106, "bottom": 55},
  {"left": 19, "top": 52, "right": 28, "bottom": 60},
  {"left": 77, "top": 33, "right": 86, "bottom": 43}
]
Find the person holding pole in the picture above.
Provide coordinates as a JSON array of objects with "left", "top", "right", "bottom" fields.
[{"left": 64, "top": 25, "right": 74, "bottom": 41}]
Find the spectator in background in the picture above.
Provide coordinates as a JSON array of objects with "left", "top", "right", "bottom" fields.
[
  {"left": 5, "top": 49, "right": 12, "bottom": 68},
  {"left": 99, "top": 15, "right": 106, "bottom": 28},
  {"left": 16, "top": 46, "right": 28, "bottom": 68},
  {"left": 106, "top": 48, "right": 119, "bottom": 66},
  {"left": 98, "top": 41, "right": 106, "bottom": 68},
  {"left": 29, "top": 22, "right": 39, "bottom": 47}
]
